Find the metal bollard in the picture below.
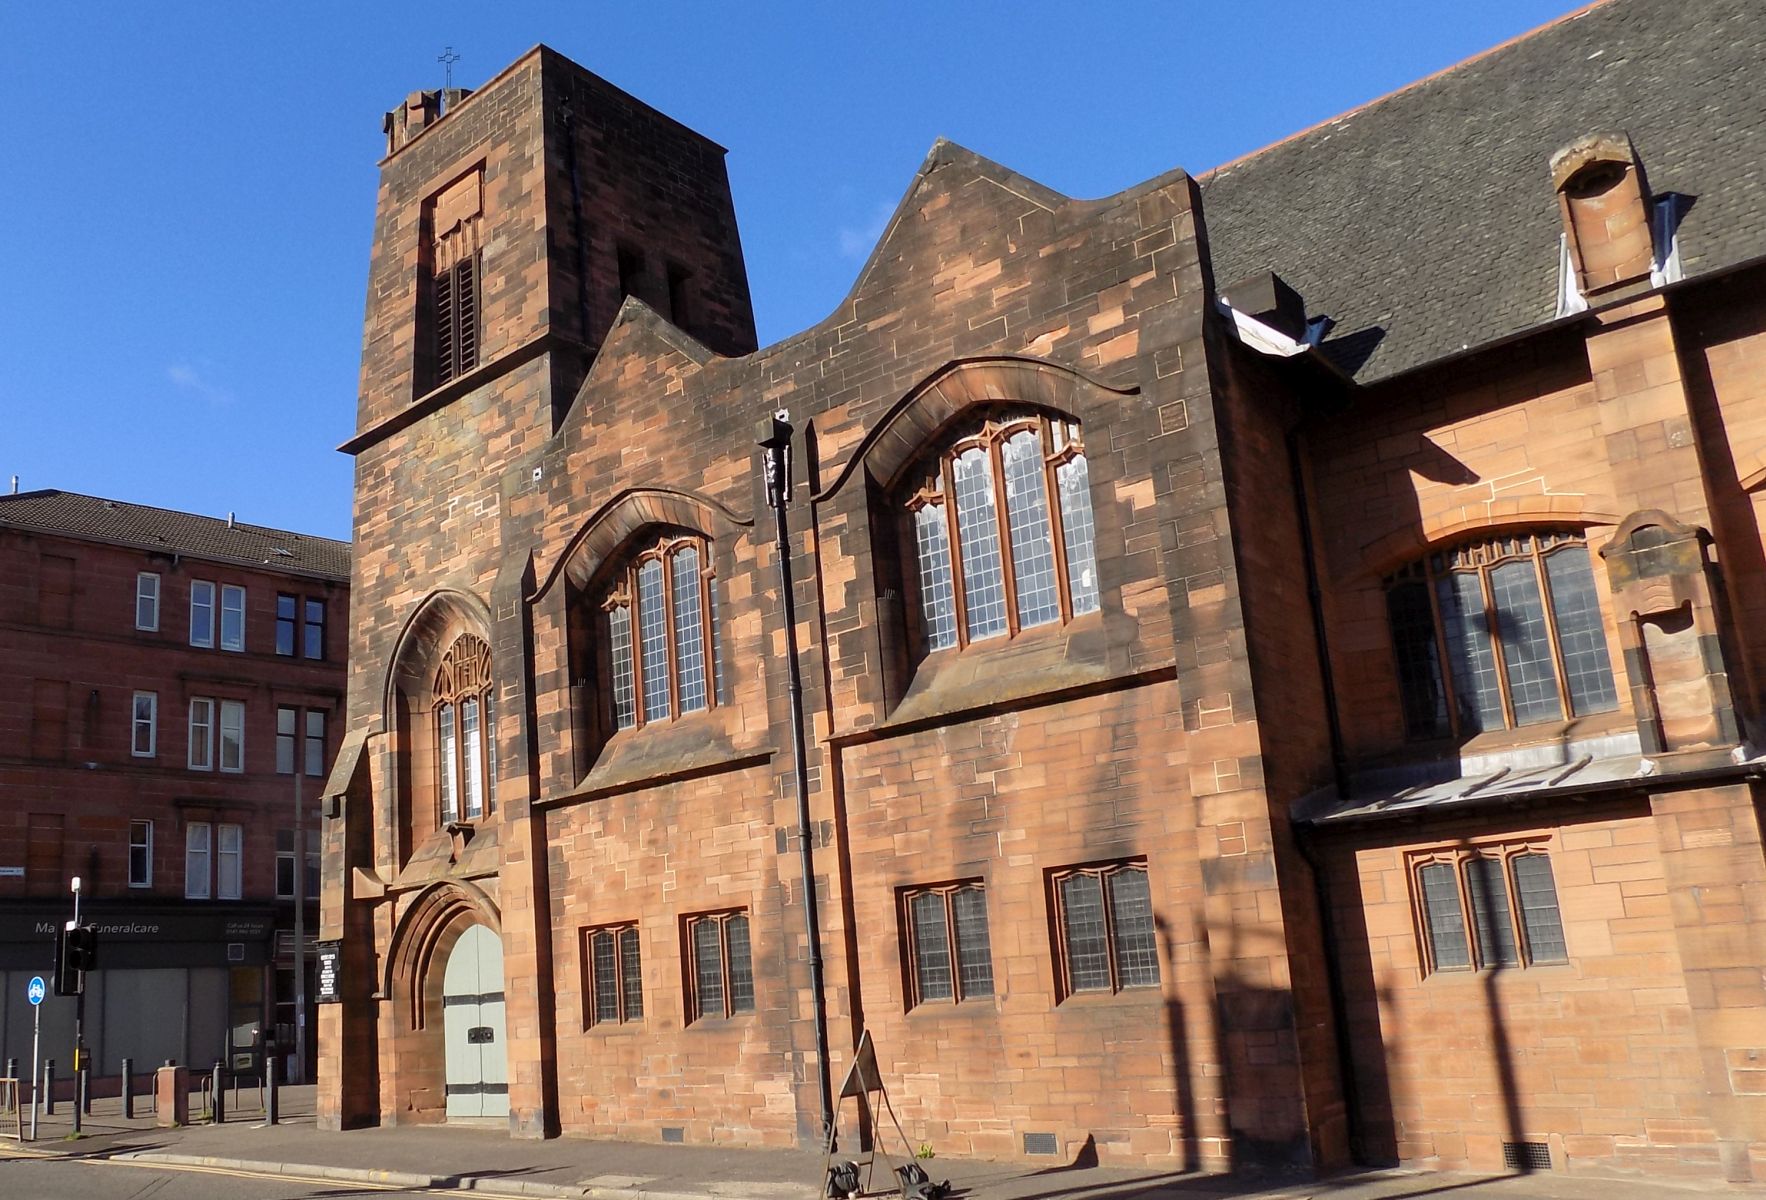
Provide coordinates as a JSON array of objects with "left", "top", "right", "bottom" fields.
[
  {"left": 210, "top": 1061, "right": 225, "bottom": 1124},
  {"left": 121, "top": 1058, "right": 135, "bottom": 1119},
  {"left": 265, "top": 1055, "right": 279, "bottom": 1126},
  {"left": 43, "top": 1059, "right": 55, "bottom": 1116}
]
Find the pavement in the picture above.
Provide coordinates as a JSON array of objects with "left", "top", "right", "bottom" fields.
[{"left": 0, "top": 1084, "right": 1756, "bottom": 1200}]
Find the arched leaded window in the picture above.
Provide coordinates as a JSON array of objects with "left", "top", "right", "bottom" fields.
[
  {"left": 1385, "top": 530, "right": 1619, "bottom": 739},
  {"left": 434, "top": 633, "right": 496, "bottom": 823},
  {"left": 904, "top": 410, "right": 1099, "bottom": 654},
  {"left": 601, "top": 532, "right": 722, "bottom": 731}
]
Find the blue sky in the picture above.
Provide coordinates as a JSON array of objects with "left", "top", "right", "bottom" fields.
[{"left": 3, "top": 2, "right": 1593, "bottom": 542}]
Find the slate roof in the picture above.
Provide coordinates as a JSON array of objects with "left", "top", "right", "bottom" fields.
[
  {"left": 0, "top": 490, "right": 351, "bottom": 580},
  {"left": 1199, "top": 0, "right": 1766, "bottom": 383}
]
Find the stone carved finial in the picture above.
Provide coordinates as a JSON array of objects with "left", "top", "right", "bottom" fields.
[{"left": 1599, "top": 511, "right": 1740, "bottom": 757}]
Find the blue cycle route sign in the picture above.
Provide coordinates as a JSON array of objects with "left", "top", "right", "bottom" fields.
[{"left": 27, "top": 975, "right": 45, "bottom": 1005}]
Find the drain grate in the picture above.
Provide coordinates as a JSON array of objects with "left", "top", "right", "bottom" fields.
[
  {"left": 1502, "top": 1141, "right": 1552, "bottom": 1171},
  {"left": 661, "top": 1127, "right": 685, "bottom": 1144},
  {"left": 1023, "top": 1132, "right": 1058, "bottom": 1156}
]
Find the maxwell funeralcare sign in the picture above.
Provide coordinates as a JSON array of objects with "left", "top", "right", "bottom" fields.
[{"left": 4, "top": 905, "right": 276, "bottom": 944}]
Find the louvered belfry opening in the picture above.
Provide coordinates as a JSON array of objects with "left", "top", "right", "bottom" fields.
[{"left": 427, "top": 168, "right": 484, "bottom": 389}]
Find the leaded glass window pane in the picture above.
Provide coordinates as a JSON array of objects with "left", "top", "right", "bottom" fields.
[
  {"left": 1543, "top": 548, "right": 1618, "bottom": 716},
  {"left": 1388, "top": 581, "right": 1450, "bottom": 738},
  {"left": 1060, "top": 873, "right": 1110, "bottom": 992},
  {"left": 619, "top": 927, "right": 644, "bottom": 1019},
  {"left": 461, "top": 697, "right": 484, "bottom": 819},
  {"left": 1490, "top": 559, "right": 1563, "bottom": 726},
  {"left": 1108, "top": 868, "right": 1161, "bottom": 988},
  {"left": 609, "top": 606, "right": 635, "bottom": 730},
  {"left": 914, "top": 502, "right": 957, "bottom": 652},
  {"left": 592, "top": 930, "right": 618, "bottom": 1024},
  {"left": 1001, "top": 430, "right": 1060, "bottom": 629},
  {"left": 1420, "top": 863, "right": 1470, "bottom": 970},
  {"left": 952, "top": 448, "right": 1007, "bottom": 641},
  {"left": 910, "top": 892, "right": 953, "bottom": 1001},
  {"left": 952, "top": 886, "right": 994, "bottom": 998},
  {"left": 438, "top": 703, "right": 458, "bottom": 823},
  {"left": 1436, "top": 573, "right": 1505, "bottom": 733},
  {"left": 638, "top": 560, "right": 670, "bottom": 722},
  {"left": 671, "top": 547, "right": 708, "bottom": 713},
  {"left": 727, "top": 915, "right": 755, "bottom": 1013},
  {"left": 692, "top": 919, "right": 723, "bottom": 1018},
  {"left": 484, "top": 690, "right": 497, "bottom": 810},
  {"left": 1512, "top": 854, "right": 1567, "bottom": 964},
  {"left": 709, "top": 572, "right": 726, "bottom": 705},
  {"left": 1058, "top": 454, "right": 1099, "bottom": 616},
  {"left": 1466, "top": 857, "right": 1519, "bottom": 968}
]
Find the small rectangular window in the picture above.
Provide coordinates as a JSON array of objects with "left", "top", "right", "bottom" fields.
[
  {"left": 220, "top": 585, "right": 246, "bottom": 651},
  {"left": 1415, "top": 844, "right": 1568, "bottom": 975},
  {"left": 219, "top": 700, "right": 246, "bottom": 773},
  {"left": 186, "top": 822, "right": 212, "bottom": 900},
  {"left": 276, "top": 594, "right": 298, "bottom": 656},
  {"left": 585, "top": 923, "right": 644, "bottom": 1027},
  {"left": 276, "top": 830, "right": 297, "bottom": 899},
  {"left": 303, "top": 598, "right": 326, "bottom": 660},
  {"left": 1052, "top": 861, "right": 1159, "bottom": 998},
  {"left": 188, "top": 698, "right": 215, "bottom": 770},
  {"left": 132, "top": 691, "right": 158, "bottom": 758},
  {"left": 901, "top": 882, "right": 994, "bottom": 1008},
  {"left": 190, "top": 581, "right": 216, "bottom": 647},
  {"left": 685, "top": 910, "right": 755, "bottom": 1022},
  {"left": 217, "top": 823, "right": 242, "bottom": 900},
  {"left": 276, "top": 706, "right": 297, "bottom": 775},
  {"left": 129, "top": 821, "right": 153, "bottom": 888},
  {"left": 136, "top": 573, "right": 160, "bottom": 631},
  {"left": 305, "top": 709, "right": 326, "bottom": 777}
]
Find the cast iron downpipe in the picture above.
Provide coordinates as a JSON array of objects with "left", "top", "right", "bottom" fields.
[
  {"left": 1286, "top": 424, "right": 1368, "bottom": 1162},
  {"left": 758, "top": 411, "right": 836, "bottom": 1144}
]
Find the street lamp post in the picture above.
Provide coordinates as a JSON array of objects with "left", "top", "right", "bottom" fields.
[
  {"left": 69, "top": 875, "right": 83, "bottom": 1135},
  {"left": 293, "top": 763, "right": 307, "bottom": 1085}
]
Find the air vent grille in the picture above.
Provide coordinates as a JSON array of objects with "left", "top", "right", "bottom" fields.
[
  {"left": 1502, "top": 1141, "right": 1551, "bottom": 1171},
  {"left": 1023, "top": 1132, "right": 1058, "bottom": 1156}
]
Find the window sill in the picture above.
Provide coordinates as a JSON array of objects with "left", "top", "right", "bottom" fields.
[
  {"left": 585, "top": 1020, "right": 647, "bottom": 1034},
  {"left": 686, "top": 1010, "right": 757, "bottom": 1031},
  {"left": 1360, "top": 711, "right": 1641, "bottom": 793},
  {"left": 1055, "top": 985, "right": 1163, "bottom": 1010},
  {"left": 556, "top": 708, "right": 771, "bottom": 806},
  {"left": 881, "top": 608, "right": 1151, "bottom": 732},
  {"left": 1424, "top": 961, "right": 1575, "bottom": 983},
  {"left": 394, "top": 814, "right": 503, "bottom": 887},
  {"left": 906, "top": 997, "right": 999, "bottom": 1019}
]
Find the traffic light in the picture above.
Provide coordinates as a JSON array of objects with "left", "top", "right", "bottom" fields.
[{"left": 53, "top": 923, "right": 97, "bottom": 996}]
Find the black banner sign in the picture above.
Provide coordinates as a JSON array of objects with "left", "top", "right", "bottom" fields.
[{"left": 315, "top": 939, "right": 343, "bottom": 1003}]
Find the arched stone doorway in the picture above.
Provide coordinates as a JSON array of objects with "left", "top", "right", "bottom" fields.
[{"left": 441, "top": 923, "right": 509, "bottom": 1119}]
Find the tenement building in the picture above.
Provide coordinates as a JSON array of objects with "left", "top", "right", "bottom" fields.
[
  {"left": 0, "top": 490, "right": 348, "bottom": 1089},
  {"left": 319, "top": 0, "right": 1766, "bottom": 1182}
]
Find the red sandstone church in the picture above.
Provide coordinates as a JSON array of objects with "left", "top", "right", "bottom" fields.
[{"left": 318, "top": 0, "right": 1766, "bottom": 1182}]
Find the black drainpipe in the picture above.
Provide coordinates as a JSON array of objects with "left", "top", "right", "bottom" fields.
[{"left": 1286, "top": 422, "right": 1368, "bottom": 1162}]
